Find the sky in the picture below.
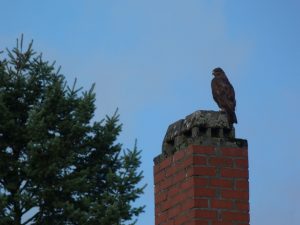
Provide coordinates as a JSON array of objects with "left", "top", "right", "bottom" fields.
[{"left": 1, "top": 0, "right": 300, "bottom": 224}]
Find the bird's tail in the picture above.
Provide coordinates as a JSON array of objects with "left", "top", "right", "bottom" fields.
[{"left": 227, "top": 111, "right": 237, "bottom": 125}]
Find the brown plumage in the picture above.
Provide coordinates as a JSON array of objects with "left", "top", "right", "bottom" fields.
[{"left": 211, "top": 67, "right": 237, "bottom": 125}]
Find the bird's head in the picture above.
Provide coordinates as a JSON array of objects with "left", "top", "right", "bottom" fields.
[{"left": 212, "top": 67, "right": 225, "bottom": 77}]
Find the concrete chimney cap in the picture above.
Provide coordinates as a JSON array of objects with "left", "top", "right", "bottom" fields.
[
  {"left": 164, "top": 110, "right": 231, "bottom": 143},
  {"left": 157, "top": 110, "right": 248, "bottom": 161}
]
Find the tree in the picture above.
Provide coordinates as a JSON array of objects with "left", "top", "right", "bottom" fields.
[{"left": 0, "top": 36, "right": 145, "bottom": 225}]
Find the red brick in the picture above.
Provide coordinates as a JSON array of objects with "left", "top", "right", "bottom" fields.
[
  {"left": 160, "top": 177, "right": 173, "bottom": 190},
  {"left": 188, "top": 145, "right": 215, "bottom": 155},
  {"left": 181, "top": 177, "right": 208, "bottom": 190},
  {"left": 154, "top": 164, "right": 161, "bottom": 175},
  {"left": 221, "top": 190, "right": 249, "bottom": 200},
  {"left": 236, "top": 201, "right": 249, "bottom": 211},
  {"left": 190, "top": 220, "right": 209, "bottom": 225},
  {"left": 192, "top": 209, "right": 217, "bottom": 219},
  {"left": 155, "top": 211, "right": 168, "bottom": 224},
  {"left": 194, "top": 177, "right": 209, "bottom": 186},
  {"left": 161, "top": 199, "right": 176, "bottom": 212},
  {"left": 173, "top": 170, "right": 186, "bottom": 184},
  {"left": 221, "top": 168, "right": 248, "bottom": 178},
  {"left": 184, "top": 155, "right": 207, "bottom": 166},
  {"left": 235, "top": 179, "right": 249, "bottom": 190},
  {"left": 193, "top": 156, "right": 207, "bottom": 165},
  {"left": 211, "top": 199, "right": 233, "bottom": 209},
  {"left": 166, "top": 165, "right": 177, "bottom": 177},
  {"left": 235, "top": 159, "right": 249, "bottom": 168},
  {"left": 210, "top": 179, "right": 233, "bottom": 189},
  {"left": 176, "top": 159, "right": 189, "bottom": 172},
  {"left": 194, "top": 188, "right": 215, "bottom": 197},
  {"left": 181, "top": 198, "right": 194, "bottom": 210},
  {"left": 155, "top": 191, "right": 167, "bottom": 204},
  {"left": 180, "top": 177, "right": 194, "bottom": 190},
  {"left": 164, "top": 220, "right": 175, "bottom": 225},
  {"left": 175, "top": 213, "right": 190, "bottom": 225},
  {"left": 209, "top": 157, "right": 233, "bottom": 167},
  {"left": 155, "top": 170, "right": 166, "bottom": 184},
  {"left": 155, "top": 144, "right": 250, "bottom": 225},
  {"left": 181, "top": 198, "right": 209, "bottom": 210},
  {"left": 221, "top": 147, "right": 248, "bottom": 157},
  {"left": 194, "top": 199, "right": 209, "bottom": 208},
  {"left": 155, "top": 204, "right": 161, "bottom": 215},
  {"left": 180, "top": 163, "right": 191, "bottom": 174},
  {"left": 212, "top": 221, "right": 232, "bottom": 225},
  {"left": 174, "top": 149, "right": 186, "bottom": 162},
  {"left": 187, "top": 166, "right": 216, "bottom": 177},
  {"left": 222, "top": 211, "right": 249, "bottom": 222},
  {"left": 168, "top": 185, "right": 181, "bottom": 198},
  {"left": 160, "top": 157, "right": 173, "bottom": 170},
  {"left": 155, "top": 183, "right": 161, "bottom": 194},
  {"left": 168, "top": 205, "right": 182, "bottom": 218},
  {"left": 172, "top": 192, "right": 187, "bottom": 204}
]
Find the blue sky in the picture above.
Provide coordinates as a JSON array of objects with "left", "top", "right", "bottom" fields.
[{"left": 1, "top": 1, "right": 300, "bottom": 224}]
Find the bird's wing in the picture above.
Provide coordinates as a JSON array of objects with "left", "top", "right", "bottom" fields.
[
  {"left": 211, "top": 77, "right": 229, "bottom": 109},
  {"left": 225, "top": 80, "right": 236, "bottom": 111}
]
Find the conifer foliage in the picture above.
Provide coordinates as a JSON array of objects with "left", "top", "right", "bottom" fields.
[{"left": 0, "top": 37, "right": 145, "bottom": 225}]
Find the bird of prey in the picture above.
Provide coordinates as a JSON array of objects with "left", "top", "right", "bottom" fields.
[{"left": 211, "top": 67, "right": 237, "bottom": 125}]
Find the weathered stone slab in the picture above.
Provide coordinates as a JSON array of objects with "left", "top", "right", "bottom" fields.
[{"left": 155, "top": 110, "right": 247, "bottom": 164}]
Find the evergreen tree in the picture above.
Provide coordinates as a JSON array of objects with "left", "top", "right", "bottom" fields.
[{"left": 0, "top": 36, "right": 145, "bottom": 225}]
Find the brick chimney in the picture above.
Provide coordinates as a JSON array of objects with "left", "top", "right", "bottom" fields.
[{"left": 154, "top": 110, "right": 249, "bottom": 225}]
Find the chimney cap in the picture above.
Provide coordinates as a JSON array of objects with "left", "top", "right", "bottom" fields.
[{"left": 157, "top": 110, "right": 247, "bottom": 162}]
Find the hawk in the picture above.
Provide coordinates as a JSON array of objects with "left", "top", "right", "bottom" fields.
[{"left": 211, "top": 67, "right": 237, "bottom": 125}]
